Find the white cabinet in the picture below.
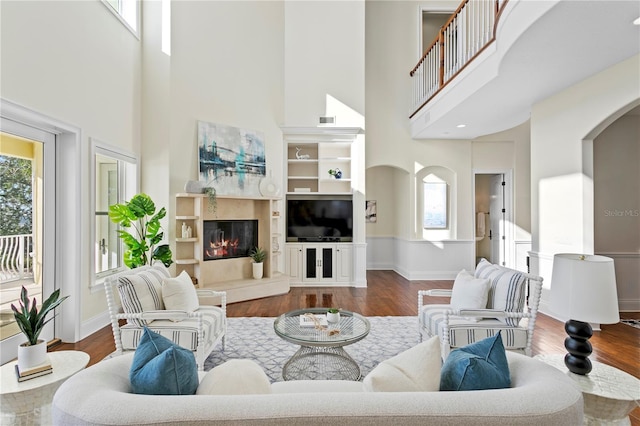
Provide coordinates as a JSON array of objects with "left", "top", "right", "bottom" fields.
[
  {"left": 285, "top": 244, "right": 302, "bottom": 281},
  {"left": 335, "top": 244, "right": 353, "bottom": 283},
  {"left": 286, "top": 243, "right": 353, "bottom": 285},
  {"left": 302, "top": 245, "right": 337, "bottom": 283}
]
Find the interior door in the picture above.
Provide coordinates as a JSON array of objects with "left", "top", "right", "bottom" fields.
[{"left": 489, "top": 174, "right": 505, "bottom": 266}]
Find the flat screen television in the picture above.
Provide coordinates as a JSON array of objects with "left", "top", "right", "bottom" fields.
[{"left": 286, "top": 195, "right": 353, "bottom": 242}]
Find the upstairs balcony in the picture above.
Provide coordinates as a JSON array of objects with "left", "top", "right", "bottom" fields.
[{"left": 410, "top": 0, "right": 640, "bottom": 139}]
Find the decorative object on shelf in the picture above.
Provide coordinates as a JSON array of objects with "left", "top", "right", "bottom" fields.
[
  {"left": 295, "top": 147, "right": 310, "bottom": 160},
  {"left": 272, "top": 236, "right": 280, "bottom": 253},
  {"left": 204, "top": 186, "right": 217, "bottom": 215},
  {"left": 328, "top": 168, "right": 343, "bottom": 179},
  {"left": 327, "top": 308, "right": 341, "bottom": 323},
  {"left": 197, "top": 120, "right": 265, "bottom": 197},
  {"left": 108, "top": 193, "right": 173, "bottom": 268},
  {"left": 249, "top": 246, "right": 267, "bottom": 280},
  {"left": 259, "top": 173, "right": 280, "bottom": 197},
  {"left": 272, "top": 211, "right": 280, "bottom": 217},
  {"left": 550, "top": 253, "right": 619, "bottom": 375},
  {"left": 11, "top": 286, "right": 69, "bottom": 371},
  {"left": 182, "top": 222, "right": 189, "bottom": 239},
  {"left": 184, "top": 180, "right": 204, "bottom": 194}
]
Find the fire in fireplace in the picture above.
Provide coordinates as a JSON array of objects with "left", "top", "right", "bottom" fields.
[{"left": 203, "top": 220, "right": 258, "bottom": 261}]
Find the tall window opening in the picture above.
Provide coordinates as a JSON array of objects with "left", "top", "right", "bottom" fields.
[{"left": 92, "top": 142, "right": 137, "bottom": 286}]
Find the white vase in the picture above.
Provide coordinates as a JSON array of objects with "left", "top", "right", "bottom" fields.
[
  {"left": 327, "top": 312, "right": 340, "bottom": 323},
  {"left": 18, "top": 340, "right": 47, "bottom": 371},
  {"left": 252, "top": 262, "right": 263, "bottom": 280}
]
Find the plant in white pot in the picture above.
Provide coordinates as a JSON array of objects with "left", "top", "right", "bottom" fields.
[
  {"left": 249, "top": 246, "right": 267, "bottom": 279},
  {"left": 327, "top": 308, "right": 341, "bottom": 323},
  {"left": 11, "top": 286, "right": 69, "bottom": 371}
]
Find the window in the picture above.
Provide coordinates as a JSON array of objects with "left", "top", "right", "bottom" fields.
[
  {"left": 423, "top": 180, "right": 448, "bottom": 229},
  {"left": 102, "top": 0, "right": 139, "bottom": 36},
  {"left": 92, "top": 140, "right": 137, "bottom": 287}
]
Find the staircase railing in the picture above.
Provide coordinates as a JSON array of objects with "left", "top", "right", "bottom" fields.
[
  {"left": 0, "top": 234, "right": 34, "bottom": 283},
  {"left": 410, "top": 0, "right": 509, "bottom": 118}
]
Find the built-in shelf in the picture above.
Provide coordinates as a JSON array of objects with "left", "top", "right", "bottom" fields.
[
  {"left": 176, "top": 238, "right": 198, "bottom": 243},
  {"left": 176, "top": 215, "right": 198, "bottom": 220}
]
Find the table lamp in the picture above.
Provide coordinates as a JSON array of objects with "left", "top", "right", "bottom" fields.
[{"left": 550, "top": 254, "right": 619, "bottom": 375}]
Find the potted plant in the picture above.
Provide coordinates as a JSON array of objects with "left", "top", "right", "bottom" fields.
[
  {"left": 327, "top": 308, "right": 341, "bottom": 323},
  {"left": 11, "top": 286, "right": 69, "bottom": 371},
  {"left": 108, "top": 193, "right": 173, "bottom": 268},
  {"left": 249, "top": 246, "right": 267, "bottom": 279}
]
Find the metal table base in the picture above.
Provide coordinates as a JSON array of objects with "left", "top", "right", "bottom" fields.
[{"left": 283, "top": 345, "right": 361, "bottom": 381}]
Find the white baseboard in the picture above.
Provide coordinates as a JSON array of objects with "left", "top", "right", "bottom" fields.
[{"left": 80, "top": 310, "right": 110, "bottom": 342}]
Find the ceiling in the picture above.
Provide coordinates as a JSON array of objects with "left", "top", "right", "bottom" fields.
[{"left": 411, "top": 0, "right": 640, "bottom": 139}]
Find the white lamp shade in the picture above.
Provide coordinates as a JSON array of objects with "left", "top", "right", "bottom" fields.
[{"left": 550, "top": 254, "right": 620, "bottom": 324}]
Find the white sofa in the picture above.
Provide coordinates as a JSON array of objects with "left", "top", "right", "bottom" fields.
[{"left": 52, "top": 351, "right": 583, "bottom": 425}]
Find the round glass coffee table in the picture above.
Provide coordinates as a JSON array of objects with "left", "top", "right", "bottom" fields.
[{"left": 274, "top": 308, "right": 370, "bottom": 381}]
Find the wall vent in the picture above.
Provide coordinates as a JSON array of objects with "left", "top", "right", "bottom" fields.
[{"left": 318, "top": 116, "right": 336, "bottom": 126}]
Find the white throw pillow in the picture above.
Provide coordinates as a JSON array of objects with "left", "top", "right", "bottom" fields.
[
  {"left": 162, "top": 271, "right": 199, "bottom": 312},
  {"left": 362, "top": 336, "right": 441, "bottom": 392},
  {"left": 450, "top": 270, "right": 491, "bottom": 320},
  {"left": 197, "top": 359, "right": 272, "bottom": 395}
]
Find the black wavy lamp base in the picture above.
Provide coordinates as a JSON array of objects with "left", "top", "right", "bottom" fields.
[{"left": 563, "top": 319, "right": 593, "bottom": 375}]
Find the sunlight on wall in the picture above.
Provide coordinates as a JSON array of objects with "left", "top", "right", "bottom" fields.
[
  {"left": 162, "top": 0, "right": 171, "bottom": 56},
  {"left": 325, "top": 94, "right": 364, "bottom": 129},
  {"left": 539, "top": 172, "right": 592, "bottom": 254}
]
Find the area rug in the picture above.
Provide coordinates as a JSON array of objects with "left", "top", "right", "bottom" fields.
[
  {"left": 621, "top": 319, "right": 640, "bottom": 330},
  {"left": 203, "top": 316, "right": 420, "bottom": 382}
]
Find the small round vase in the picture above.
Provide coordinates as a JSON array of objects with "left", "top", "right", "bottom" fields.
[
  {"left": 327, "top": 312, "right": 340, "bottom": 323},
  {"left": 18, "top": 340, "right": 47, "bottom": 371}
]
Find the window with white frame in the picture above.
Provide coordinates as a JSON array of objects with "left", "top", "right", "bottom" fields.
[
  {"left": 93, "top": 141, "right": 137, "bottom": 285},
  {"left": 102, "top": 0, "right": 139, "bottom": 36}
]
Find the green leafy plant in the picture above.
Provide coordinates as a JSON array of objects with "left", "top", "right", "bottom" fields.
[
  {"left": 11, "top": 286, "right": 69, "bottom": 345},
  {"left": 249, "top": 246, "right": 267, "bottom": 263},
  {"left": 108, "top": 193, "right": 173, "bottom": 268},
  {"left": 327, "top": 308, "right": 340, "bottom": 314}
]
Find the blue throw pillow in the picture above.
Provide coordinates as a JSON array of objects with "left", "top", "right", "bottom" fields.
[
  {"left": 129, "top": 327, "right": 199, "bottom": 395},
  {"left": 439, "top": 332, "right": 511, "bottom": 391}
]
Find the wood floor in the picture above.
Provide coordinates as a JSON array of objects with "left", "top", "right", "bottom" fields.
[{"left": 52, "top": 270, "right": 640, "bottom": 424}]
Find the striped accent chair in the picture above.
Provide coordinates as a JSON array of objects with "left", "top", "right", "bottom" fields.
[
  {"left": 104, "top": 264, "right": 226, "bottom": 370},
  {"left": 418, "top": 259, "right": 543, "bottom": 359}
]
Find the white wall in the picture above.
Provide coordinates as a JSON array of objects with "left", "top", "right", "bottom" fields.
[
  {"left": 530, "top": 53, "right": 640, "bottom": 313},
  {"left": 0, "top": 1, "right": 141, "bottom": 338},
  {"left": 284, "top": 1, "right": 365, "bottom": 128}
]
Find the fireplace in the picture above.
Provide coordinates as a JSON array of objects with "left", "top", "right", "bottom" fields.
[{"left": 203, "top": 220, "right": 258, "bottom": 261}]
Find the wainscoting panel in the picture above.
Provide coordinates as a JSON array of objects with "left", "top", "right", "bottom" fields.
[{"left": 366, "top": 237, "right": 475, "bottom": 280}]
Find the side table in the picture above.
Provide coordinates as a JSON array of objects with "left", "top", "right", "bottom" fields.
[
  {"left": 535, "top": 354, "right": 640, "bottom": 426},
  {"left": 1, "top": 350, "right": 90, "bottom": 425}
]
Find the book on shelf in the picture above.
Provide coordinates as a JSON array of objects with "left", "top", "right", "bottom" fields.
[
  {"left": 15, "top": 364, "right": 53, "bottom": 382},
  {"left": 299, "top": 313, "right": 328, "bottom": 327}
]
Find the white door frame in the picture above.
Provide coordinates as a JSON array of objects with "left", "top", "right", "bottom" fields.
[
  {"left": 1, "top": 99, "right": 84, "bottom": 357},
  {"left": 472, "top": 169, "right": 515, "bottom": 269}
]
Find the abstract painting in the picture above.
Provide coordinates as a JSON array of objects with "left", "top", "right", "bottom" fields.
[{"left": 198, "top": 120, "right": 266, "bottom": 197}]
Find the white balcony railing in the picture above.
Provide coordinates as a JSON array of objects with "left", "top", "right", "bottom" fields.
[
  {"left": 0, "top": 234, "right": 34, "bottom": 283},
  {"left": 410, "top": 0, "right": 508, "bottom": 118}
]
